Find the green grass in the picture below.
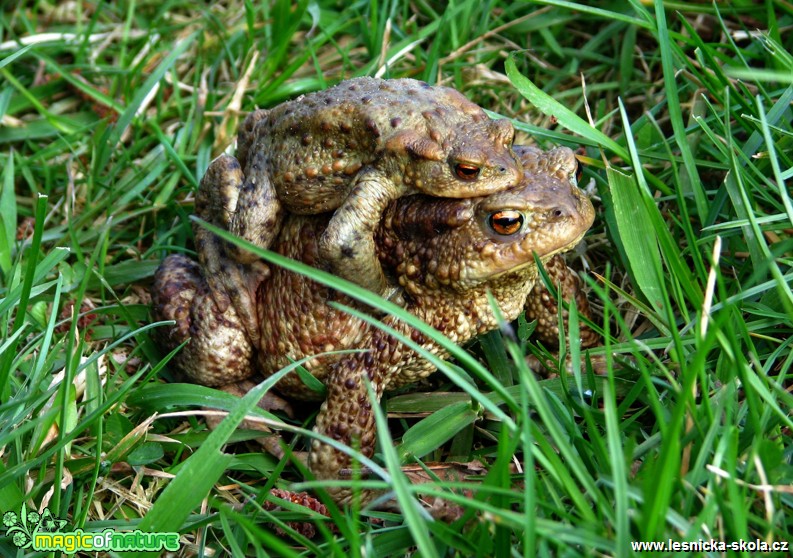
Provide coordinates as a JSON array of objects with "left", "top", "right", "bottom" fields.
[{"left": 1, "top": 1, "right": 792, "bottom": 556}]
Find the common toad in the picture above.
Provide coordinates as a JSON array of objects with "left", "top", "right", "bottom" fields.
[
  {"left": 153, "top": 145, "right": 595, "bottom": 503},
  {"left": 201, "top": 77, "right": 522, "bottom": 314}
]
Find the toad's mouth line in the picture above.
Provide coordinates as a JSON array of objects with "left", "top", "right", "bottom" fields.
[{"left": 481, "top": 228, "right": 590, "bottom": 281}]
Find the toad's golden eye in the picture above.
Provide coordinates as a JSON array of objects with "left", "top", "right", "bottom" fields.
[
  {"left": 488, "top": 210, "right": 524, "bottom": 235},
  {"left": 454, "top": 162, "right": 481, "bottom": 180}
]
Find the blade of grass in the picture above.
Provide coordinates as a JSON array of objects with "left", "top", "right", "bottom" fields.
[
  {"left": 0, "top": 151, "right": 15, "bottom": 274},
  {"left": 366, "top": 380, "right": 438, "bottom": 558},
  {"left": 606, "top": 166, "right": 666, "bottom": 316},
  {"left": 125, "top": 364, "right": 296, "bottom": 558},
  {"left": 653, "top": 0, "right": 708, "bottom": 221},
  {"left": 505, "top": 54, "right": 628, "bottom": 160},
  {"left": 0, "top": 194, "right": 47, "bottom": 397},
  {"left": 396, "top": 401, "right": 479, "bottom": 461},
  {"left": 604, "top": 381, "right": 629, "bottom": 558},
  {"left": 94, "top": 33, "right": 196, "bottom": 174}
]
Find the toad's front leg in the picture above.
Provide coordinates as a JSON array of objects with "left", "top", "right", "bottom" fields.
[
  {"left": 309, "top": 365, "right": 382, "bottom": 504},
  {"left": 524, "top": 254, "right": 603, "bottom": 375},
  {"left": 524, "top": 254, "right": 598, "bottom": 349},
  {"left": 317, "top": 169, "right": 402, "bottom": 302},
  {"left": 307, "top": 318, "right": 440, "bottom": 504}
]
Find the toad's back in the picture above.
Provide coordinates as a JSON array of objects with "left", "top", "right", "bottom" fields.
[{"left": 236, "top": 77, "right": 519, "bottom": 213}]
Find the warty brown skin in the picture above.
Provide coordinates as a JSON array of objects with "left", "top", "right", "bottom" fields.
[
  {"left": 152, "top": 145, "right": 595, "bottom": 504},
  {"left": 202, "top": 77, "right": 523, "bottom": 308}
]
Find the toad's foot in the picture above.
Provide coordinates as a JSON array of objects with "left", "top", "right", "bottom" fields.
[
  {"left": 318, "top": 169, "right": 398, "bottom": 298},
  {"left": 152, "top": 253, "right": 255, "bottom": 387},
  {"left": 205, "top": 379, "right": 299, "bottom": 461},
  {"left": 524, "top": 254, "right": 604, "bottom": 375}
]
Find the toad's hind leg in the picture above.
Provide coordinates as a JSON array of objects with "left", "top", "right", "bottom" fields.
[
  {"left": 317, "top": 169, "right": 401, "bottom": 301},
  {"left": 196, "top": 154, "right": 274, "bottom": 340},
  {"left": 152, "top": 253, "right": 255, "bottom": 387},
  {"left": 227, "top": 149, "right": 285, "bottom": 262}
]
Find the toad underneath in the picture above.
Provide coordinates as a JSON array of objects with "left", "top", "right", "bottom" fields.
[{"left": 153, "top": 144, "right": 595, "bottom": 503}]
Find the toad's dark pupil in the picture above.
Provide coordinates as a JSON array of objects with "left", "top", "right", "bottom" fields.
[
  {"left": 489, "top": 211, "right": 523, "bottom": 235},
  {"left": 455, "top": 163, "right": 480, "bottom": 180}
]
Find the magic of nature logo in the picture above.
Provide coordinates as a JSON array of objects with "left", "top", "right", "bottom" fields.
[{"left": 3, "top": 504, "right": 179, "bottom": 554}]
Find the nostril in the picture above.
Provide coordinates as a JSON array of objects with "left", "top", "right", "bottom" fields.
[{"left": 551, "top": 208, "right": 565, "bottom": 219}]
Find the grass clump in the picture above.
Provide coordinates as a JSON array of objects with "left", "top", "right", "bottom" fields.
[{"left": 1, "top": 1, "right": 791, "bottom": 556}]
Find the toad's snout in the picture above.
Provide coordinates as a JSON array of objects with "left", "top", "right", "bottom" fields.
[{"left": 547, "top": 186, "right": 595, "bottom": 230}]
